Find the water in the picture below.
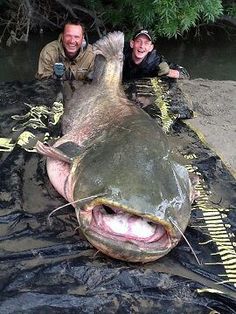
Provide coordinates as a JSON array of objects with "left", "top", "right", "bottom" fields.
[
  {"left": 0, "top": 32, "right": 57, "bottom": 82},
  {"left": 158, "top": 36, "right": 236, "bottom": 81},
  {"left": 0, "top": 32, "right": 235, "bottom": 81}
]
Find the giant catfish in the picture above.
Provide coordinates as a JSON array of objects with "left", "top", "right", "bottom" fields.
[{"left": 36, "top": 32, "right": 193, "bottom": 263}]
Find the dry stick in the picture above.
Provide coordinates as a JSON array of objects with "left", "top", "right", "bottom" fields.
[
  {"left": 55, "top": 0, "right": 99, "bottom": 20},
  {"left": 55, "top": 0, "right": 104, "bottom": 35}
]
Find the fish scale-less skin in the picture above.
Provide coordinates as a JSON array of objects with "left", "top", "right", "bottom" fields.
[
  {"left": 38, "top": 32, "right": 192, "bottom": 262},
  {"left": 72, "top": 113, "right": 191, "bottom": 230}
]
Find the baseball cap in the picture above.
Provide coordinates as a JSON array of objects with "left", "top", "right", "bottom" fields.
[{"left": 133, "top": 29, "right": 153, "bottom": 41}]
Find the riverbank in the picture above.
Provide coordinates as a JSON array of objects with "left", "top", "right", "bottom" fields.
[{"left": 179, "top": 79, "right": 236, "bottom": 178}]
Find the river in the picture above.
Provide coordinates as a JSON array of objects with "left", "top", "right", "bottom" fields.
[{"left": 0, "top": 31, "right": 236, "bottom": 81}]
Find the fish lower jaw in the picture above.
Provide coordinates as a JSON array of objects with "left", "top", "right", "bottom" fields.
[
  {"left": 77, "top": 204, "right": 179, "bottom": 263},
  {"left": 80, "top": 228, "right": 176, "bottom": 263}
]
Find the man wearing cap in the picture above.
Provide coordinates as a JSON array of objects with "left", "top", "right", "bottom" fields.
[{"left": 123, "top": 29, "right": 189, "bottom": 81}]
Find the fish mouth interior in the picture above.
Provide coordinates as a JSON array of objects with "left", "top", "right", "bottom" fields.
[{"left": 80, "top": 202, "right": 173, "bottom": 250}]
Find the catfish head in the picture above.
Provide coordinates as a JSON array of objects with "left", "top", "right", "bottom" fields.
[{"left": 69, "top": 115, "right": 192, "bottom": 263}]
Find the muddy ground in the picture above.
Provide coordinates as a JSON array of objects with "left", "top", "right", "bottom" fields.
[{"left": 179, "top": 79, "right": 236, "bottom": 178}]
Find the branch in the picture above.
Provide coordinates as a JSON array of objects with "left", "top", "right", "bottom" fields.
[
  {"left": 54, "top": 0, "right": 105, "bottom": 30},
  {"left": 217, "top": 15, "right": 236, "bottom": 28},
  {"left": 55, "top": 0, "right": 99, "bottom": 20},
  {"left": 0, "top": 20, "right": 11, "bottom": 44},
  {"left": 32, "top": 11, "right": 63, "bottom": 29}
]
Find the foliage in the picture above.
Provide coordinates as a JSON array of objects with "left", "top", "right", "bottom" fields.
[
  {"left": 224, "top": 1, "right": 236, "bottom": 17},
  {"left": 1, "top": 0, "right": 236, "bottom": 46},
  {"left": 96, "top": 0, "right": 224, "bottom": 39}
]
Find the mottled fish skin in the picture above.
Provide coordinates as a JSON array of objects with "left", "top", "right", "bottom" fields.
[{"left": 36, "top": 32, "right": 191, "bottom": 263}]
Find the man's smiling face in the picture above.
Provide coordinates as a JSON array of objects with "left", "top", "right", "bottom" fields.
[
  {"left": 130, "top": 35, "right": 154, "bottom": 64},
  {"left": 62, "top": 24, "right": 84, "bottom": 58}
]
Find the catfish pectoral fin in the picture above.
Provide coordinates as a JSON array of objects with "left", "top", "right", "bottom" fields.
[{"left": 36, "top": 140, "right": 72, "bottom": 163}]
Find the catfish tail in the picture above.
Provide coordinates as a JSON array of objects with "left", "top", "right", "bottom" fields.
[
  {"left": 92, "top": 32, "right": 124, "bottom": 86},
  {"left": 93, "top": 31, "right": 124, "bottom": 60}
]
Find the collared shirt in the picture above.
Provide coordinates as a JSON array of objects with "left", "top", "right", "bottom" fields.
[{"left": 36, "top": 34, "right": 95, "bottom": 80}]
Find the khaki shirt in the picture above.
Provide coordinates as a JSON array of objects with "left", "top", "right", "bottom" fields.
[{"left": 36, "top": 34, "right": 95, "bottom": 80}]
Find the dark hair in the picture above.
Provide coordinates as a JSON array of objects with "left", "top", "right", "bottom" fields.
[{"left": 63, "top": 19, "right": 85, "bottom": 34}]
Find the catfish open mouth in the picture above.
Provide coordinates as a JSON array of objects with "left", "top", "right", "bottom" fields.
[{"left": 78, "top": 202, "right": 176, "bottom": 254}]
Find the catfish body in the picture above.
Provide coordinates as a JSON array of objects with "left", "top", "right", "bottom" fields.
[{"left": 37, "top": 32, "right": 191, "bottom": 262}]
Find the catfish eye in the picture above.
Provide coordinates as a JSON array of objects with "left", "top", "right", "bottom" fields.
[{"left": 103, "top": 205, "right": 115, "bottom": 214}]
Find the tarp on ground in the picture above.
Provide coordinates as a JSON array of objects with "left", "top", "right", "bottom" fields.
[{"left": 0, "top": 79, "right": 235, "bottom": 313}]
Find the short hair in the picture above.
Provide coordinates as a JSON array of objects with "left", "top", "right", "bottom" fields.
[{"left": 63, "top": 19, "right": 85, "bottom": 34}]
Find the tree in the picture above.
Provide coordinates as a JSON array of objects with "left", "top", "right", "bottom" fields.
[
  {"left": 0, "top": 0, "right": 235, "bottom": 46},
  {"left": 100, "top": 0, "right": 224, "bottom": 39}
]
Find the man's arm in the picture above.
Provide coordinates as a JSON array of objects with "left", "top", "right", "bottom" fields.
[
  {"left": 157, "top": 62, "right": 190, "bottom": 79},
  {"left": 35, "top": 44, "right": 58, "bottom": 80}
]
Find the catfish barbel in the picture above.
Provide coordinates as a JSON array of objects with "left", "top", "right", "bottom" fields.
[{"left": 36, "top": 32, "right": 192, "bottom": 263}]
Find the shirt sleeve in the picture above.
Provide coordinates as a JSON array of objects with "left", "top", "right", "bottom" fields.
[{"left": 35, "top": 45, "right": 58, "bottom": 80}]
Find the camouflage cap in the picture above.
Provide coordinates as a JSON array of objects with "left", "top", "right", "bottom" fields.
[{"left": 133, "top": 29, "right": 153, "bottom": 41}]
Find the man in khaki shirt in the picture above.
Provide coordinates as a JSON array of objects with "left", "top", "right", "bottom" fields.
[{"left": 36, "top": 20, "right": 95, "bottom": 81}]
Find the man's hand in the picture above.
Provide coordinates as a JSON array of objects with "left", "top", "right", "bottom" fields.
[
  {"left": 53, "top": 63, "right": 65, "bottom": 79},
  {"left": 157, "top": 62, "right": 170, "bottom": 76}
]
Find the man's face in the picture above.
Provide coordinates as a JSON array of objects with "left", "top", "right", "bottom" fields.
[
  {"left": 62, "top": 24, "right": 84, "bottom": 58},
  {"left": 130, "top": 35, "right": 154, "bottom": 64}
]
